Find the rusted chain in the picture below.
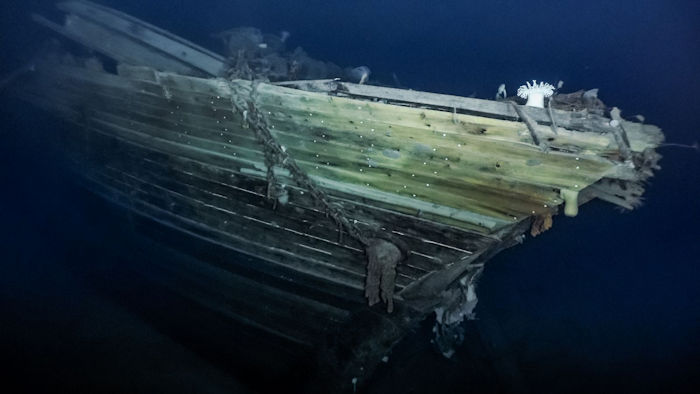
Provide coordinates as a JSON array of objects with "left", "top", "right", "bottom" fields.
[{"left": 229, "top": 80, "right": 371, "bottom": 246}]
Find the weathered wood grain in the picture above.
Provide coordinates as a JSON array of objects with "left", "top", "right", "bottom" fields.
[
  {"left": 34, "top": 0, "right": 226, "bottom": 77},
  {"left": 16, "top": 57, "right": 664, "bottom": 316},
  {"left": 59, "top": 118, "right": 481, "bottom": 277}
]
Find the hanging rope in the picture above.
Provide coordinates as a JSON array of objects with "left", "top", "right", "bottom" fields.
[{"left": 365, "top": 238, "right": 403, "bottom": 313}]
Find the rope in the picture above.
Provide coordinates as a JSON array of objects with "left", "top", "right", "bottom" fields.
[{"left": 365, "top": 239, "right": 402, "bottom": 313}]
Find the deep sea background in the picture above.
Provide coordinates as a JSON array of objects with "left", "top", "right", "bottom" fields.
[{"left": 1, "top": 0, "right": 699, "bottom": 393}]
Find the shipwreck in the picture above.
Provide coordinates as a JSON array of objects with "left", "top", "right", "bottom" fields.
[{"left": 6, "top": 1, "right": 664, "bottom": 391}]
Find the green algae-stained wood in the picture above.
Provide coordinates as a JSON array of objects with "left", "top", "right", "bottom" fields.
[
  {"left": 230, "top": 81, "right": 621, "bottom": 229},
  {"left": 20, "top": 66, "right": 495, "bottom": 264},
  {"left": 35, "top": 68, "right": 505, "bottom": 231},
  {"left": 31, "top": 65, "right": 644, "bottom": 234},
  {"left": 28, "top": 65, "right": 652, "bottom": 233},
  {"left": 48, "top": 116, "right": 476, "bottom": 287}
]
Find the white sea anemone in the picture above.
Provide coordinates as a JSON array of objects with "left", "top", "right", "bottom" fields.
[{"left": 517, "top": 80, "right": 555, "bottom": 108}]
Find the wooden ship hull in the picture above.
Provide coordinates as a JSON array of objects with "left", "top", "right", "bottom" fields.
[{"left": 8, "top": 1, "right": 664, "bottom": 390}]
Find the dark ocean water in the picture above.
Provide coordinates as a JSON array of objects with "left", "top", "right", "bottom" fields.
[{"left": 1, "top": 1, "right": 699, "bottom": 393}]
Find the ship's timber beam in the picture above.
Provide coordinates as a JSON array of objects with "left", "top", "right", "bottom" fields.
[
  {"left": 285, "top": 80, "right": 664, "bottom": 151},
  {"left": 398, "top": 218, "right": 529, "bottom": 309},
  {"left": 32, "top": 0, "right": 226, "bottom": 77}
]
